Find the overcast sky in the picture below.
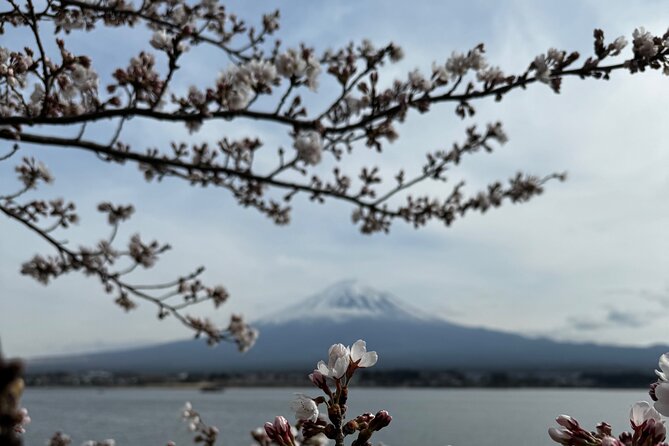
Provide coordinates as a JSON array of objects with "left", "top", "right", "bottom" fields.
[{"left": 1, "top": 0, "right": 668, "bottom": 358}]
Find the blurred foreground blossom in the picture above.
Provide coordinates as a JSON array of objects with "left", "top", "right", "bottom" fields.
[
  {"left": 550, "top": 352, "right": 669, "bottom": 446},
  {"left": 653, "top": 354, "right": 669, "bottom": 416},
  {"left": 264, "top": 416, "right": 296, "bottom": 446},
  {"left": 291, "top": 394, "right": 320, "bottom": 422}
]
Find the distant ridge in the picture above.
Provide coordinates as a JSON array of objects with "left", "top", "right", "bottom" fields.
[{"left": 27, "top": 281, "right": 669, "bottom": 374}]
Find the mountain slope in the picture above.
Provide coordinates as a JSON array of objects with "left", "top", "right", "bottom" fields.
[
  {"left": 258, "top": 280, "right": 437, "bottom": 324},
  {"left": 27, "top": 281, "right": 668, "bottom": 374}
]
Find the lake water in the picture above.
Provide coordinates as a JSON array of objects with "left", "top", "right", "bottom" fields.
[{"left": 21, "top": 387, "right": 651, "bottom": 445}]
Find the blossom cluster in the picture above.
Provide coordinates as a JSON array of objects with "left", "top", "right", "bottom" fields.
[
  {"left": 315, "top": 340, "right": 378, "bottom": 379},
  {"left": 228, "top": 314, "right": 260, "bottom": 352},
  {"left": 181, "top": 401, "right": 219, "bottom": 446},
  {"left": 12, "top": 408, "right": 30, "bottom": 434},
  {"left": 251, "top": 340, "right": 388, "bottom": 446},
  {"left": 4, "top": 2, "right": 669, "bottom": 246},
  {"left": 632, "top": 28, "right": 660, "bottom": 60},
  {"left": 18, "top": 43, "right": 99, "bottom": 118},
  {"left": 276, "top": 48, "right": 321, "bottom": 91},
  {"left": 0, "top": 47, "right": 33, "bottom": 89},
  {"left": 549, "top": 353, "right": 669, "bottom": 446},
  {"left": 293, "top": 131, "right": 324, "bottom": 165},
  {"left": 216, "top": 59, "right": 278, "bottom": 110}
]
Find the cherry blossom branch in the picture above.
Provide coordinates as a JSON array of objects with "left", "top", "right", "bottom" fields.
[
  {"left": 0, "top": 54, "right": 654, "bottom": 130},
  {"left": 0, "top": 126, "right": 561, "bottom": 233},
  {"left": 0, "top": 144, "right": 19, "bottom": 161},
  {"left": 0, "top": 201, "right": 229, "bottom": 341},
  {"left": 0, "top": 155, "right": 257, "bottom": 348}
]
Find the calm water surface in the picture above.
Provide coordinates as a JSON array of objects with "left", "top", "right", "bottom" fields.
[{"left": 21, "top": 387, "right": 650, "bottom": 445}]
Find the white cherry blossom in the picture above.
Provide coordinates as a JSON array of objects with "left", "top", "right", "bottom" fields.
[
  {"left": 656, "top": 353, "right": 669, "bottom": 381},
  {"left": 277, "top": 49, "right": 307, "bottom": 78},
  {"left": 12, "top": 407, "right": 30, "bottom": 434},
  {"left": 655, "top": 382, "right": 669, "bottom": 416},
  {"left": 317, "top": 343, "right": 350, "bottom": 378},
  {"left": 345, "top": 95, "right": 370, "bottom": 115},
  {"left": 611, "top": 36, "right": 628, "bottom": 55},
  {"left": 408, "top": 69, "right": 432, "bottom": 92},
  {"left": 315, "top": 340, "right": 378, "bottom": 378},
  {"left": 217, "top": 65, "right": 253, "bottom": 110},
  {"left": 350, "top": 339, "right": 378, "bottom": 368},
  {"left": 294, "top": 130, "right": 323, "bottom": 165},
  {"left": 533, "top": 54, "right": 551, "bottom": 83},
  {"left": 290, "top": 393, "right": 319, "bottom": 422},
  {"left": 150, "top": 30, "right": 171, "bottom": 51},
  {"left": 432, "top": 62, "right": 449, "bottom": 83},
  {"left": 477, "top": 66, "right": 504, "bottom": 84},
  {"left": 276, "top": 48, "right": 321, "bottom": 91},
  {"left": 241, "top": 59, "right": 278, "bottom": 87},
  {"left": 443, "top": 47, "right": 487, "bottom": 79},
  {"left": 633, "top": 27, "right": 658, "bottom": 59},
  {"left": 630, "top": 401, "right": 662, "bottom": 427}
]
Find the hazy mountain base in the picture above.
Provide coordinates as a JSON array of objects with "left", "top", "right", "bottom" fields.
[
  {"left": 27, "top": 319, "right": 669, "bottom": 374},
  {"left": 26, "top": 282, "right": 669, "bottom": 380}
]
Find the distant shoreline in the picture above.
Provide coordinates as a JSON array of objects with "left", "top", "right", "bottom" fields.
[
  {"left": 24, "top": 384, "right": 652, "bottom": 391},
  {"left": 24, "top": 369, "right": 657, "bottom": 390}
]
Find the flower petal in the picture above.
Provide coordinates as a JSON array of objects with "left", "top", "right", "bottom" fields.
[
  {"left": 655, "top": 382, "right": 669, "bottom": 403},
  {"left": 317, "top": 360, "right": 331, "bottom": 377},
  {"left": 358, "top": 351, "right": 378, "bottom": 368},
  {"left": 654, "top": 401, "right": 669, "bottom": 417},
  {"left": 328, "top": 343, "right": 349, "bottom": 368},
  {"left": 290, "top": 394, "right": 319, "bottom": 422},
  {"left": 351, "top": 340, "right": 366, "bottom": 362},
  {"left": 659, "top": 353, "right": 669, "bottom": 378},
  {"left": 548, "top": 427, "right": 570, "bottom": 443},
  {"left": 333, "top": 355, "right": 350, "bottom": 378},
  {"left": 630, "top": 401, "right": 652, "bottom": 426}
]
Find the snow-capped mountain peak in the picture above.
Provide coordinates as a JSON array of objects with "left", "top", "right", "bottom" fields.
[{"left": 258, "top": 280, "right": 436, "bottom": 324}]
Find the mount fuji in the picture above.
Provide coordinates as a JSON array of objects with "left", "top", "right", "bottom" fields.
[
  {"left": 27, "top": 280, "right": 669, "bottom": 374},
  {"left": 259, "top": 280, "right": 437, "bottom": 324}
]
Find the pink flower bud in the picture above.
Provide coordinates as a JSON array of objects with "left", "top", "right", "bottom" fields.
[
  {"left": 264, "top": 416, "right": 295, "bottom": 446},
  {"left": 556, "top": 415, "right": 579, "bottom": 430},
  {"left": 368, "top": 410, "right": 392, "bottom": 431},
  {"left": 264, "top": 421, "right": 276, "bottom": 438},
  {"left": 548, "top": 427, "right": 572, "bottom": 444},
  {"left": 309, "top": 370, "right": 327, "bottom": 389}
]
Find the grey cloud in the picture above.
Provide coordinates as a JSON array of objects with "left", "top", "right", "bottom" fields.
[
  {"left": 567, "top": 308, "right": 658, "bottom": 332},
  {"left": 640, "top": 289, "right": 669, "bottom": 308},
  {"left": 605, "top": 310, "right": 647, "bottom": 328},
  {"left": 566, "top": 317, "right": 605, "bottom": 331}
]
